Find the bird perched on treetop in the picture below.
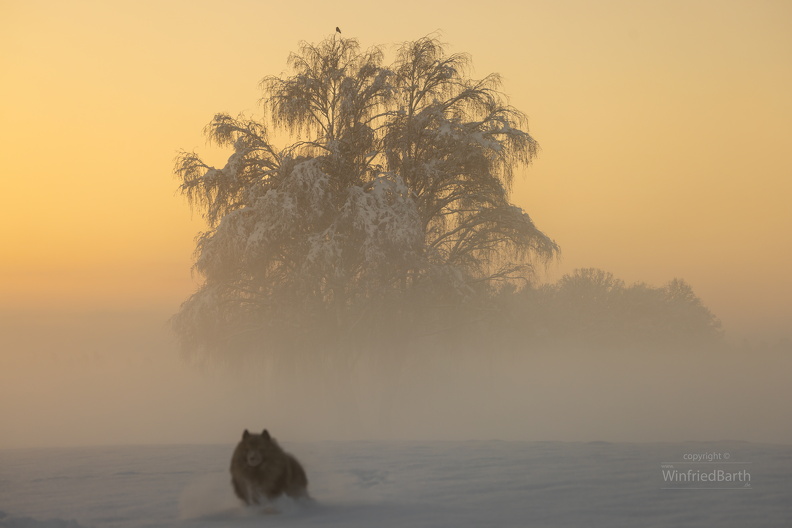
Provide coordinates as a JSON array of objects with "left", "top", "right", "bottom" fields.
[{"left": 336, "top": 27, "right": 341, "bottom": 34}]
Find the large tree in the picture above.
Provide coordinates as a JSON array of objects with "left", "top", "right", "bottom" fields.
[{"left": 173, "top": 35, "right": 557, "bottom": 361}]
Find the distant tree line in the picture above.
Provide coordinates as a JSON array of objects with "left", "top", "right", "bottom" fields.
[{"left": 491, "top": 268, "right": 722, "bottom": 351}]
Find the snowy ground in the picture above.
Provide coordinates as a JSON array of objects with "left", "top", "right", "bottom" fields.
[{"left": 1, "top": 441, "right": 790, "bottom": 527}]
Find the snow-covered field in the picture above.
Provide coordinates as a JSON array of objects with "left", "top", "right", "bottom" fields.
[{"left": 1, "top": 441, "right": 789, "bottom": 527}]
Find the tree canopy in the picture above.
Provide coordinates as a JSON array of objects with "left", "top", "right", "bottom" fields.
[{"left": 172, "top": 35, "right": 558, "bottom": 360}]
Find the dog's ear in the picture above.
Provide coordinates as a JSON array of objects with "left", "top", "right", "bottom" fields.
[
  {"left": 243, "top": 429, "right": 250, "bottom": 439},
  {"left": 261, "top": 429, "right": 271, "bottom": 441}
]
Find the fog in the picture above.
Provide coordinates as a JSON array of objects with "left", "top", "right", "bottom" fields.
[
  {"left": 2, "top": 305, "right": 789, "bottom": 450},
  {"left": 3, "top": 1, "right": 791, "bottom": 454}
]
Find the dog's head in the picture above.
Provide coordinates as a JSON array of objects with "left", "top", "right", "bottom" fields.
[{"left": 238, "top": 429, "right": 275, "bottom": 467}]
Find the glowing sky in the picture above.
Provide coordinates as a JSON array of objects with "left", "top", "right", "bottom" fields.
[
  {"left": 0, "top": 1, "right": 792, "bottom": 331},
  {"left": 0, "top": 1, "right": 790, "bottom": 447},
  {"left": 2, "top": 0, "right": 790, "bottom": 337}
]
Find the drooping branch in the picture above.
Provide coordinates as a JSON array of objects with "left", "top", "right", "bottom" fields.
[{"left": 173, "top": 34, "right": 557, "bottom": 359}]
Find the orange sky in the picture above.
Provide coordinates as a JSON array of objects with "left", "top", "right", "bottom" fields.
[
  {"left": 2, "top": 0, "right": 789, "bottom": 339},
  {"left": 1, "top": 0, "right": 791, "bottom": 448}
]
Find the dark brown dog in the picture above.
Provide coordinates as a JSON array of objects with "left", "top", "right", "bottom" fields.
[{"left": 230, "top": 429, "right": 309, "bottom": 506}]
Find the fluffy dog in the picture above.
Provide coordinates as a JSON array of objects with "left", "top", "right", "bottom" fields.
[{"left": 230, "top": 429, "right": 309, "bottom": 507}]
